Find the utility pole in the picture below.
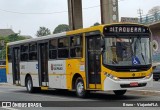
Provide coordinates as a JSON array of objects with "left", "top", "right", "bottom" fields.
[
  {"left": 68, "top": 0, "right": 83, "bottom": 30},
  {"left": 100, "top": 0, "right": 119, "bottom": 24},
  {"left": 137, "top": 9, "right": 143, "bottom": 23}
]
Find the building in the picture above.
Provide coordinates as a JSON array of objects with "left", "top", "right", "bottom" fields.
[{"left": 0, "top": 29, "right": 15, "bottom": 36}]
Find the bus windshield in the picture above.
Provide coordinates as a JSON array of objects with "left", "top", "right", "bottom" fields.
[{"left": 103, "top": 36, "right": 151, "bottom": 66}]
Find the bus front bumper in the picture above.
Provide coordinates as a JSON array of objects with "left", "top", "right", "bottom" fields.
[{"left": 103, "top": 74, "right": 153, "bottom": 91}]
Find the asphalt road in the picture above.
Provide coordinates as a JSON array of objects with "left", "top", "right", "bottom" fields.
[{"left": 0, "top": 81, "right": 160, "bottom": 110}]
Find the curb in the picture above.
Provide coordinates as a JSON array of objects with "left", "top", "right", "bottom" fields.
[
  {"left": 131, "top": 90, "right": 160, "bottom": 93},
  {"left": 0, "top": 83, "right": 13, "bottom": 86}
]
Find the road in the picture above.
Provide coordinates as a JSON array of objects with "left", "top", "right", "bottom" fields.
[{"left": 0, "top": 81, "right": 160, "bottom": 110}]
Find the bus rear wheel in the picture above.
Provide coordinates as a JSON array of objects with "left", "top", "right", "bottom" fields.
[
  {"left": 75, "top": 77, "right": 86, "bottom": 98},
  {"left": 26, "top": 77, "right": 34, "bottom": 93},
  {"left": 113, "top": 90, "right": 126, "bottom": 96}
]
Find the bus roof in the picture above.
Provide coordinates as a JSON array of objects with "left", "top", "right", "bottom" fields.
[
  {"left": 7, "top": 32, "right": 66, "bottom": 46},
  {"left": 7, "top": 23, "right": 148, "bottom": 46},
  {"left": 7, "top": 25, "right": 105, "bottom": 46}
]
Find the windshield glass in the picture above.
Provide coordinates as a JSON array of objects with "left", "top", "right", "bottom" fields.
[{"left": 103, "top": 36, "right": 151, "bottom": 66}]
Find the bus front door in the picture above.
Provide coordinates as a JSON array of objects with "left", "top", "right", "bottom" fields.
[
  {"left": 12, "top": 47, "right": 20, "bottom": 85},
  {"left": 38, "top": 43, "right": 49, "bottom": 87},
  {"left": 86, "top": 36, "right": 101, "bottom": 89}
]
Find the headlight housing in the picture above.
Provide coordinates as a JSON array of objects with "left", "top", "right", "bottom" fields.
[
  {"left": 144, "top": 73, "right": 152, "bottom": 79},
  {"left": 105, "top": 73, "right": 120, "bottom": 81}
]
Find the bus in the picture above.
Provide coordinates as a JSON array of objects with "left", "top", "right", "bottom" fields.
[{"left": 6, "top": 23, "right": 153, "bottom": 97}]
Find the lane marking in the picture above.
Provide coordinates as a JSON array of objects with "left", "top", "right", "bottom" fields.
[
  {"left": 1, "top": 107, "right": 19, "bottom": 110},
  {"left": 133, "top": 90, "right": 160, "bottom": 93},
  {"left": 0, "top": 90, "right": 88, "bottom": 101}
]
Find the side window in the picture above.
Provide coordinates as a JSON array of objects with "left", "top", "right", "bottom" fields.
[
  {"left": 70, "top": 35, "right": 82, "bottom": 58},
  {"left": 20, "top": 44, "right": 28, "bottom": 61},
  {"left": 29, "top": 43, "right": 37, "bottom": 60},
  {"left": 8, "top": 47, "right": 12, "bottom": 62},
  {"left": 49, "top": 39, "right": 57, "bottom": 59},
  {"left": 58, "top": 37, "right": 69, "bottom": 58},
  {"left": 0, "top": 61, "right": 6, "bottom": 65}
]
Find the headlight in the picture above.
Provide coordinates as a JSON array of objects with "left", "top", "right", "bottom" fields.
[
  {"left": 145, "top": 73, "right": 152, "bottom": 79},
  {"left": 105, "top": 73, "right": 119, "bottom": 81}
]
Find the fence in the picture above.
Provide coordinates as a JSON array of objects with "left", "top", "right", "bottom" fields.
[{"left": 140, "top": 11, "right": 160, "bottom": 25}]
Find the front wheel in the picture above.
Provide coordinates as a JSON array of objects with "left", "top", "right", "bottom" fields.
[
  {"left": 113, "top": 90, "right": 127, "bottom": 96},
  {"left": 75, "top": 77, "right": 86, "bottom": 98},
  {"left": 26, "top": 77, "right": 34, "bottom": 93}
]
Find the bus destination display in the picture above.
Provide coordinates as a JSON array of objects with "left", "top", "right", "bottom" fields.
[{"left": 104, "top": 25, "right": 150, "bottom": 34}]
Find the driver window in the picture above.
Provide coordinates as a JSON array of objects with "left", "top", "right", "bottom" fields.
[{"left": 105, "top": 38, "right": 118, "bottom": 64}]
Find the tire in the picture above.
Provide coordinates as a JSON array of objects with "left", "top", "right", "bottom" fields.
[
  {"left": 26, "top": 77, "right": 34, "bottom": 93},
  {"left": 113, "top": 90, "right": 126, "bottom": 96},
  {"left": 155, "top": 78, "right": 159, "bottom": 81},
  {"left": 75, "top": 77, "right": 86, "bottom": 98}
]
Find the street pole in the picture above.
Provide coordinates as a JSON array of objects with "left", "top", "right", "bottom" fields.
[{"left": 137, "top": 9, "right": 143, "bottom": 23}]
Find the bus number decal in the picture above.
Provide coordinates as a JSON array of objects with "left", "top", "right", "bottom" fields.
[
  {"left": 80, "top": 65, "right": 85, "bottom": 71},
  {"left": 21, "top": 65, "right": 25, "bottom": 69}
]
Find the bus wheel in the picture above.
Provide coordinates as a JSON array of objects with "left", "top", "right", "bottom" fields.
[
  {"left": 113, "top": 90, "right": 126, "bottom": 96},
  {"left": 26, "top": 77, "right": 34, "bottom": 93},
  {"left": 75, "top": 77, "right": 86, "bottom": 98}
]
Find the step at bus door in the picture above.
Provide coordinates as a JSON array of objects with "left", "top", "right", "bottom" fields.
[
  {"left": 86, "top": 36, "right": 101, "bottom": 89},
  {"left": 38, "top": 43, "right": 49, "bottom": 87},
  {"left": 12, "top": 47, "right": 20, "bottom": 85}
]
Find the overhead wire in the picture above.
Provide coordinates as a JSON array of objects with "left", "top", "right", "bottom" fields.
[{"left": 0, "top": 0, "right": 126, "bottom": 15}]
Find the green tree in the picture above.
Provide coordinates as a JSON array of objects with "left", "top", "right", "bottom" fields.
[
  {"left": 5, "top": 34, "right": 26, "bottom": 42},
  {"left": 36, "top": 27, "right": 51, "bottom": 37},
  {"left": 93, "top": 22, "right": 100, "bottom": 26},
  {"left": 53, "top": 24, "right": 70, "bottom": 34},
  {"left": 0, "top": 34, "right": 26, "bottom": 60}
]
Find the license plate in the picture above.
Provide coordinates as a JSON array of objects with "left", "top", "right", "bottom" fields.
[{"left": 130, "top": 82, "right": 138, "bottom": 87}]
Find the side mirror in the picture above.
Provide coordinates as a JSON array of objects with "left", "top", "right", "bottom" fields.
[{"left": 101, "top": 39, "right": 105, "bottom": 48}]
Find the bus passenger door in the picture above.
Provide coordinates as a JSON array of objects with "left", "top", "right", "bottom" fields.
[
  {"left": 38, "top": 43, "right": 49, "bottom": 87},
  {"left": 86, "top": 36, "right": 101, "bottom": 89},
  {"left": 12, "top": 47, "right": 20, "bottom": 85}
]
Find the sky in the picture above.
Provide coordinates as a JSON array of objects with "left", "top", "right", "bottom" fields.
[{"left": 0, "top": 0, "right": 159, "bottom": 38}]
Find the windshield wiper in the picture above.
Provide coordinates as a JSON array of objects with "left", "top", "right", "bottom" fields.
[
  {"left": 134, "top": 36, "right": 146, "bottom": 64},
  {"left": 138, "top": 37, "right": 146, "bottom": 64}
]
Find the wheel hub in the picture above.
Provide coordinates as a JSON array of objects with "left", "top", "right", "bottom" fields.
[
  {"left": 77, "top": 82, "right": 84, "bottom": 94},
  {"left": 27, "top": 80, "right": 31, "bottom": 91}
]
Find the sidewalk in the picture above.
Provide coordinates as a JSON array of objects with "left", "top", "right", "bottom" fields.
[{"left": 0, "top": 82, "right": 13, "bottom": 86}]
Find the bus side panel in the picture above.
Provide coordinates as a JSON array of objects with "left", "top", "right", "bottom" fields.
[
  {"left": 66, "top": 59, "right": 86, "bottom": 90},
  {"left": 20, "top": 62, "right": 28, "bottom": 86},
  {"left": 48, "top": 60, "right": 66, "bottom": 89},
  {"left": 27, "top": 61, "right": 39, "bottom": 87},
  {"left": 7, "top": 63, "right": 13, "bottom": 84}
]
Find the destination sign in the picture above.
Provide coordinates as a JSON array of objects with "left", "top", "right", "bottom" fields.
[{"left": 104, "top": 25, "right": 150, "bottom": 34}]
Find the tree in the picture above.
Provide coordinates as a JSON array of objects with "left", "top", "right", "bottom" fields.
[
  {"left": 36, "top": 27, "right": 51, "bottom": 37},
  {"left": 148, "top": 6, "right": 160, "bottom": 15},
  {"left": 93, "top": 22, "right": 100, "bottom": 26},
  {"left": 53, "top": 24, "right": 70, "bottom": 34},
  {"left": 5, "top": 34, "right": 26, "bottom": 42},
  {"left": 148, "top": 6, "right": 160, "bottom": 22},
  {"left": 0, "top": 34, "right": 26, "bottom": 59}
]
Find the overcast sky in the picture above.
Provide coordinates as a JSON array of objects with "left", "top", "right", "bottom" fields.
[{"left": 0, "top": 0, "right": 159, "bottom": 37}]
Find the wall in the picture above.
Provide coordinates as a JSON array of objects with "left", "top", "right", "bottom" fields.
[{"left": 151, "top": 26, "right": 160, "bottom": 62}]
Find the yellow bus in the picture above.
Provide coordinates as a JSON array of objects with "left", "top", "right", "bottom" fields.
[{"left": 6, "top": 23, "right": 153, "bottom": 97}]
